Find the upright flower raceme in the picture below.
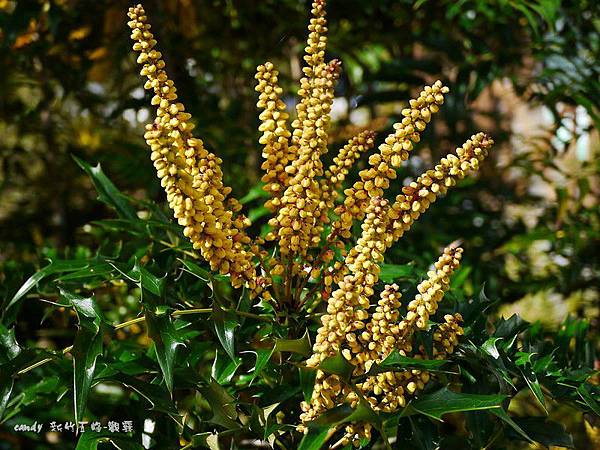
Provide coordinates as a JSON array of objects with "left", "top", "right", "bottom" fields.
[
  {"left": 127, "top": 5, "right": 257, "bottom": 291},
  {"left": 127, "top": 1, "right": 494, "bottom": 447}
]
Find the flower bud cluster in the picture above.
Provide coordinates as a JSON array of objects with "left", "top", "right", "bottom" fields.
[
  {"left": 400, "top": 245, "right": 463, "bottom": 333},
  {"left": 382, "top": 132, "right": 493, "bottom": 245},
  {"left": 301, "top": 245, "right": 466, "bottom": 446},
  {"left": 292, "top": 0, "right": 329, "bottom": 151},
  {"left": 255, "top": 62, "right": 293, "bottom": 212},
  {"left": 128, "top": 5, "right": 256, "bottom": 289},
  {"left": 265, "top": 2, "right": 345, "bottom": 258},
  {"left": 307, "top": 196, "right": 392, "bottom": 367},
  {"left": 316, "top": 130, "right": 377, "bottom": 238},
  {"left": 333, "top": 82, "right": 449, "bottom": 239},
  {"left": 432, "top": 313, "right": 464, "bottom": 359}
]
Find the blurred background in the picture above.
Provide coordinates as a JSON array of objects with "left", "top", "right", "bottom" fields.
[{"left": 0, "top": 0, "right": 598, "bottom": 354}]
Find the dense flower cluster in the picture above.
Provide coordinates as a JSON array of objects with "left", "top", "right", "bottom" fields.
[
  {"left": 333, "top": 81, "right": 449, "bottom": 239},
  {"left": 300, "top": 245, "right": 466, "bottom": 445},
  {"left": 255, "top": 62, "right": 293, "bottom": 212},
  {"left": 127, "top": 5, "right": 256, "bottom": 290},
  {"left": 128, "top": 1, "right": 493, "bottom": 447}
]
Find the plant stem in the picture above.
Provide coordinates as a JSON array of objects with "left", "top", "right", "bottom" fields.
[
  {"left": 284, "top": 257, "right": 293, "bottom": 304},
  {"left": 159, "top": 239, "right": 198, "bottom": 259},
  {"left": 171, "top": 308, "right": 211, "bottom": 316},
  {"left": 113, "top": 316, "right": 146, "bottom": 330},
  {"left": 17, "top": 345, "right": 73, "bottom": 376}
]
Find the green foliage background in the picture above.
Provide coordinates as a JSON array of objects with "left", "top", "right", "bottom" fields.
[{"left": 0, "top": 0, "right": 599, "bottom": 449}]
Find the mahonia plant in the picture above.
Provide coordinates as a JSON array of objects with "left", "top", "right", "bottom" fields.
[{"left": 127, "top": 1, "right": 493, "bottom": 447}]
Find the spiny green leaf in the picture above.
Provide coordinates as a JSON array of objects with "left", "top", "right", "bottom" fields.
[
  {"left": 490, "top": 407, "right": 532, "bottom": 443},
  {"left": 61, "top": 289, "right": 105, "bottom": 425},
  {"left": 521, "top": 367, "right": 547, "bottom": 414},
  {"left": 6, "top": 259, "right": 91, "bottom": 312},
  {"left": 305, "top": 399, "right": 382, "bottom": 449},
  {"left": 100, "top": 373, "right": 179, "bottom": 415},
  {"left": 273, "top": 330, "right": 311, "bottom": 356},
  {"left": 318, "top": 351, "right": 355, "bottom": 381},
  {"left": 212, "top": 350, "right": 241, "bottom": 384},
  {"left": 212, "top": 301, "right": 238, "bottom": 362},
  {"left": 180, "top": 258, "right": 229, "bottom": 283},
  {"left": 199, "top": 379, "right": 240, "bottom": 429},
  {"left": 507, "top": 416, "right": 573, "bottom": 447},
  {"left": 73, "top": 156, "right": 137, "bottom": 221},
  {"left": 366, "top": 350, "right": 449, "bottom": 376},
  {"left": 129, "top": 260, "right": 166, "bottom": 297},
  {"left": 145, "top": 307, "right": 183, "bottom": 395},
  {"left": 58, "top": 263, "right": 115, "bottom": 282},
  {"left": 249, "top": 348, "right": 274, "bottom": 384},
  {"left": 403, "top": 387, "right": 506, "bottom": 421},
  {"left": 494, "top": 314, "right": 529, "bottom": 340},
  {"left": 577, "top": 383, "right": 600, "bottom": 417},
  {"left": 481, "top": 337, "right": 502, "bottom": 359}
]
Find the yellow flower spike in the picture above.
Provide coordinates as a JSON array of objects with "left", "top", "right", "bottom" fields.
[
  {"left": 308, "top": 130, "right": 377, "bottom": 247},
  {"left": 255, "top": 62, "right": 294, "bottom": 211},
  {"left": 292, "top": 0, "right": 329, "bottom": 149},
  {"left": 127, "top": 5, "right": 257, "bottom": 291},
  {"left": 269, "top": 2, "right": 342, "bottom": 258},
  {"left": 432, "top": 313, "right": 464, "bottom": 359},
  {"left": 399, "top": 244, "right": 463, "bottom": 339},
  {"left": 367, "top": 283, "right": 402, "bottom": 357},
  {"left": 324, "top": 131, "right": 377, "bottom": 193},
  {"left": 332, "top": 81, "right": 449, "bottom": 239},
  {"left": 306, "top": 196, "right": 392, "bottom": 371},
  {"left": 384, "top": 132, "right": 493, "bottom": 244}
]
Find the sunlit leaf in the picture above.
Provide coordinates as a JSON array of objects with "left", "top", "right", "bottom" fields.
[
  {"left": 212, "top": 350, "right": 241, "bottom": 384},
  {"left": 318, "top": 351, "right": 354, "bottom": 381},
  {"left": 249, "top": 348, "right": 274, "bottom": 383},
  {"left": 378, "top": 263, "right": 415, "bottom": 283},
  {"left": 0, "top": 324, "right": 21, "bottom": 363}
]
